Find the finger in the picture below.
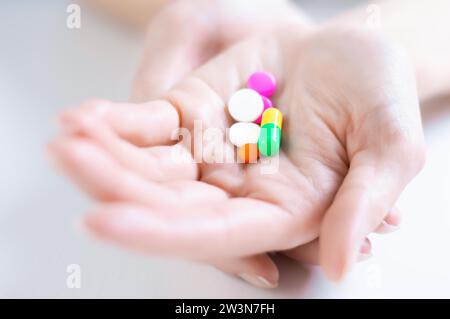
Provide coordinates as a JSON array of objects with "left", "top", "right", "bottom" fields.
[
  {"left": 47, "top": 136, "right": 172, "bottom": 205},
  {"left": 131, "top": 0, "right": 307, "bottom": 102},
  {"left": 47, "top": 136, "right": 226, "bottom": 206},
  {"left": 161, "top": 36, "right": 284, "bottom": 192},
  {"left": 213, "top": 255, "right": 279, "bottom": 289},
  {"left": 285, "top": 209, "right": 394, "bottom": 265},
  {"left": 162, "top": 29, "right": 284, "bottom": 131},
  {"left": 320, "top": 147, "right": 425, "bottom": 282},
  {"left": 131, "top": 0, "right": 221, "bottom": 102},
  {"left": 83, "top": 198, "right": 303, "bottom": 260},
  {"left": 60, "top": 99, "right": 180, "bottom": 147},
  {"left": 374, "top": 206, "right": 402, "bottom": 234},
  {"left": 283, "top": 238, "right": 372, "bottom": 265},
  {"left": 59, "top": 105, "right": 198, "bottom": 182}
]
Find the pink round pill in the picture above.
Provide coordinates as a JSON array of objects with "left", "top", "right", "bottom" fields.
[
  {"left": 254, "top": 96, "right": 273, "bottom": 124},
  {"left": 247, "top": 71, "right": 277, "bottom": 97}
]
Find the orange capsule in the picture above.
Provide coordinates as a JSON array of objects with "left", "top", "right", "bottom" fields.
[{"left": 237, "top": 143, "right": 259, "bottom": 164}]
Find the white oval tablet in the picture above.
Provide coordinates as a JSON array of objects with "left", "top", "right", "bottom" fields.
[
  {"left": 229, "top": 122, "right": 261, "bottom": 147},
  {"left": 228, "top": 88, "right": 264, "bottom": 122}
]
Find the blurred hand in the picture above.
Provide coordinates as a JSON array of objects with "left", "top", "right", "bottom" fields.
[
  {"left": 130, "top": 0, "right": 309, "bottom": 102},
  {"left": 49, "top": 0, "right": 425, "bottom": 288}
]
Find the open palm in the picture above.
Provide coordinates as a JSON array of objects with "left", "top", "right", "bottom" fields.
[{"left": 49, "top": 11, "right": 425, "bottom": 288}]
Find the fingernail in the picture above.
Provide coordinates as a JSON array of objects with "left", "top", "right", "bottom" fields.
[
  {"left": 358, "top": 238, "right": 372, "bottom": 261},
  {"left": 378, "top": 220, "right": 400, "bottom": 233},
  {"left": 238, "top": 273, "right": 277, "bottom": 289}
]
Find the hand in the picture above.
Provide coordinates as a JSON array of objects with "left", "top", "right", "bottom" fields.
[
  {"left": 130, "top": 0, "right": 309, "bottom": 102},
  {"left": 48, "top": 2, "right": 425, "bottom": 288}
]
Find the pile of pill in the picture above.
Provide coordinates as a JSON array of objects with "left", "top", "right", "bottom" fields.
[{"left": 227, "top": 71, "right": 283, "bottom": 163}]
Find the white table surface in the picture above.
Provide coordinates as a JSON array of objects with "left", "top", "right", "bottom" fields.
[{"left": 1, "top": 0, "right": 449, "bottom": 298}]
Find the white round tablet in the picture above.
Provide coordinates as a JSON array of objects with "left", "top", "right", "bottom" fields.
[
  {"left": 227, "top": 88, "right": 264, "bottom": 122},
  {"left": 229, "top": 122, "right": 261, "bottom": 147}
]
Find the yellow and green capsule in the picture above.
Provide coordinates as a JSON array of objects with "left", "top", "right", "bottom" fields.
[{"left": 258, "top": 108, "right": 283, "bottom": 157}]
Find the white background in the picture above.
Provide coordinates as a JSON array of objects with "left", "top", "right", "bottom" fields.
[{"left": 1, "top": 0, "right": 449, "bottom": 298}]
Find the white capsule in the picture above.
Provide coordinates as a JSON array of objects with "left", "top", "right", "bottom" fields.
[
  {"left": 227, "top": 88, "right": 264, "bottom": 122},
  {"left": 229, "top": 122, "right": 261, "bottom": 147}
]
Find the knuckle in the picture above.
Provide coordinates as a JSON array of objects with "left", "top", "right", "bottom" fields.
[
  {"left": 407, "top": 142, "right": 427, "bottom": 173},
  {"left": 109, "top": 173, "right": 131, "bottom": 200},
  {"left": 167, "top": 77, "right": 222, "bottom": 128},
  {"left": 388, "top": 129, "right": 427, "bottom": 174},
  {"left": 79, "top": 99, "right": 110, "bottom": 113},
  {"left": 283, "top": 213, "right": 320, "bottom": 249}
]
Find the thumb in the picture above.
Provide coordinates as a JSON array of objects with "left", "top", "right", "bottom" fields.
[{"left": 320, "top": 146, "right": 425, "bottom": 282}]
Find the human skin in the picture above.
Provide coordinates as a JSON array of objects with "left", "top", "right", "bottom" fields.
[
  {"left": 48, "top": 0, "right": 431, "bottom": 288},
  {"left": 331, "top": 0, "right": 450, "bottom": 100},
  {"left": 83, "top": 0, "right": 169, "bottom": 29}
]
